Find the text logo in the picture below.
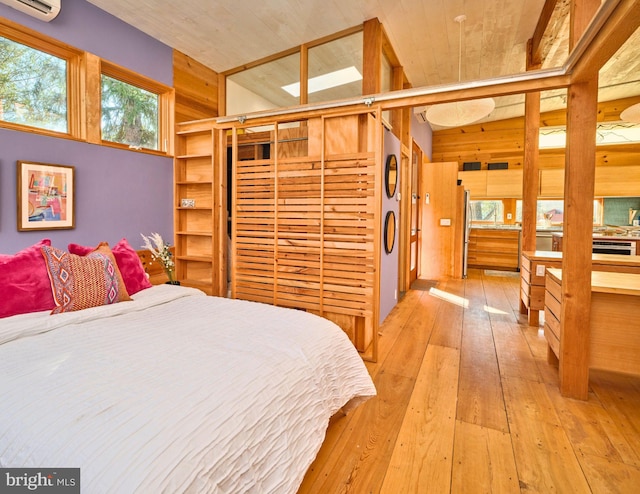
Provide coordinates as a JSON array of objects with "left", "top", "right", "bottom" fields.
[{"left": 0, "top": 469, "right": 79, "bottom": 494}]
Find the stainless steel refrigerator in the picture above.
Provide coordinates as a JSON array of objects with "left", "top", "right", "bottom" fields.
[{"left": 462, "top": 189, "right": 471, "bottom": 278}]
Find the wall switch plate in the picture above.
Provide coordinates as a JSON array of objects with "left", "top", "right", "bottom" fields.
[
  {"left": 536, "top": 265, "right": 546, "bottom": 276},
  {"left": 425, "top": 193, "right": 430, "bottom": 204},
  {"left": 440, "top": 218, "right": 451, "bottom": 226},
  {"left": 507, "top": 213, "right": 513, "bottom": 220}
]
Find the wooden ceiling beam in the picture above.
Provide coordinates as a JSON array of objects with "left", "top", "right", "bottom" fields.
[
  {"left": 530, "top": 0, "right": 560, "bottom": 67},
  {"left": 570, "top": 0, "right": 640, "bottom": 82}
]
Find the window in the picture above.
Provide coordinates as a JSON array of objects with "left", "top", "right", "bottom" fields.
[
  {"left": 470, "top": 200, "right": 504, "bottom": 223},
  {"left": 515, "top": 199, "right": 603, "bottom": 226},
  {"left": 1, "top": 19, "right": 172, "bottom": 155},
  {"left": 0, "top": 22, "right": 78, "bottom": 133},
  {"left": 100, "top": 61, "right": 172, "bottom": 153},
  {"left": 101, "top": 74, "right": 159, "bottom": 150}
]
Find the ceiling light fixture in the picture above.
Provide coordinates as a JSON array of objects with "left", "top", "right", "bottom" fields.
[
  {"left": 620, "top": 102, "right": 640, "bottom": 123},
  {"left": 425, "top": 15, "right": 495, "bottom": 128}
]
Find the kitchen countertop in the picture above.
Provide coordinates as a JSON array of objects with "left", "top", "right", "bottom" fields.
[
  {"left": 522, "top": 250, "right": 640, "bottom": 266},
  {"left": 547, "top": 268, "right": 640, "bottom": 296},
  {"left": 551, "top": 232, "right": 640, "bottom": 240}
]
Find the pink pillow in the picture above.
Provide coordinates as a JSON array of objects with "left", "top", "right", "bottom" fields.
[
  {"left": 68, "top": 238, "right": 152, "bottom": 295},
  {"left": 0, "top": 239, "right": 56, "bottom": 318}
]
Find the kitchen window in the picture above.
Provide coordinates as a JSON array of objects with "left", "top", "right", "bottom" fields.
[
  {"left": 515, "top": 199, "right": 603, "bottom": 226},
  {"left": 470, "top": 200, "right": 504, "bottom": 223}
]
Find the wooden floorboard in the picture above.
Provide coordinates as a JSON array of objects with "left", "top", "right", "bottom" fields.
[{"left": 298, "top": 269, "right": 640, "bottom": 493}]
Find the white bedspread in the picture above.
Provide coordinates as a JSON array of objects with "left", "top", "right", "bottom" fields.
[{"left": 0, "top": 285, "right": 375, "bottom": 493}]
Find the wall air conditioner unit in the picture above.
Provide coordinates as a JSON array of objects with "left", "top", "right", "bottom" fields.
[
  {"left": 413, "top": 106, "right": 429, "bottom": 124},
  {"left": 0, "top": 0, "right": 61, "bottom": 22}
]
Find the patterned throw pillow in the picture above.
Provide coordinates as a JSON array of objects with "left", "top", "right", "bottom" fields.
[
  {"left": 68, "top": 238, "right": 152, "bottom": 294},
  {"left": 41, "top": 246, "right": 130, "bottom": 314}
]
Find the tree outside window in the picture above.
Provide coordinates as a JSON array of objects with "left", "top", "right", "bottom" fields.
[
  {"left": 101, "top": 74, "right": 159, "bottom": 150},
  {"left": 0, "top": 36, "right": 67, "bottom": 132}
]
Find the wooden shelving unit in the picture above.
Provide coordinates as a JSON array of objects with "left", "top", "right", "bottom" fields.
[{"left": 174, "top": 120, "right": 226, "bottom": 296}]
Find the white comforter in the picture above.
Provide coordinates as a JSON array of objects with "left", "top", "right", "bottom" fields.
[{"left": 0, "top": 285, "right": 375, "bottom": 493}]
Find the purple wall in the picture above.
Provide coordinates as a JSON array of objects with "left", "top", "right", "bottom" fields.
[
  {"left": 379, "top": 128, "right": 401, "bottom": 324},
  {"left": 412, "top": 113, "right": 433, "bottom": 161},
  {"left": 0, "top": 0, "right": 174, "bottom": 254},
  {"left": 379, "top": 117, "right": 433, "bottom": 324}
]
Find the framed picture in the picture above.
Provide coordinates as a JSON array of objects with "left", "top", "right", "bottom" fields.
[{"left": 17, "top": 161, "right": 75, "bottom": 231}]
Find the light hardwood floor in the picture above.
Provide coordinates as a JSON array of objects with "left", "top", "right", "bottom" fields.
[{"left": 298, "top": 269, "right": 640, "bottom": 493}]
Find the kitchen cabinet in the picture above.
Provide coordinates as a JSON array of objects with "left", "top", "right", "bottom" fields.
[
  {"left": 595, "top": 166, "right": 640, "bottom": 197},
  {"left": 463, "top": 165, "right": 640, "bottom": 199},
  {"left": 457, "top": 170, "right": 487, "bottom": 197},
  {"left": 544, "top": 269, "right": 640, "bottom": 395},
  {"left": 485, "top": 169, "right": 523, "bottom": 198},
  {"left": 468, "top": 228, "right": 520, "bottom": 271},
  {"left": 521, "top": 250, "right": 640, "bottom": 326},
  {"left": 539, "top": 168, "right": 564, "bottom": 197}
]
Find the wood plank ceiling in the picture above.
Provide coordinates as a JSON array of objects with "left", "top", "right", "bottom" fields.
[{"left": 87, "top": 0, "right": 640, "bottom": 124}]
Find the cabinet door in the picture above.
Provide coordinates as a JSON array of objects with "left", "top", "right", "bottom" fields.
[
  {"left": 539, "top": 169, "right": 564, "bottom": 198},
  {"left": 458, "top": 170, "right": 487, "bottom": 198},
  {"left": 595, "top": 166, "right": 640, "bottom": 197},
  {"left": 486, "top": 169, "right": 523, "bottom": 198}
]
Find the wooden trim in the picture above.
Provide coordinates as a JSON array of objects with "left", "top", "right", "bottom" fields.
[
  {"left": 362, "top": 18, "right": 383, "bottom": 95},
  {"left": 299, "top": 44, "right": 309, "bottom": 106},
  {"left": 0, "top": 16, "right": 83, "bottom": 140},
  {"left": 221, "top": 24, "right": 363, "bottom": 77},
  {"left": 81, "top": 53, "right": 102, "bottom": 144}
]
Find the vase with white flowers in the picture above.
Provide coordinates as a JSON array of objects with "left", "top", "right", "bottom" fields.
[{"left": 141, "top": 232, "right": 178, "bottom": 284}]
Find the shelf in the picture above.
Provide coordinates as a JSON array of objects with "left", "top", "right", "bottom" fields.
[
  {"left": 176, "top": 230, "right": 213, "bottom": 236},
  {"left": 176, "top": 129, "right": 212, "bottom": 136},
  {"left": 176, "top": 180, "right": 213, "bottom": 185},
  {"left": 176, "top": 153, "right": 212, "bottom": 159},
  {"left": 176, "top": 255, "right": 213, "bottom": 263},
  {"left": 176, "top": 206, "right": 213, "bottom": 211}
]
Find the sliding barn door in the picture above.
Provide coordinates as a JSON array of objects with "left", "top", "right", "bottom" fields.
[{"left": 231, "top": 110, "right": 382, "bottom": 359}]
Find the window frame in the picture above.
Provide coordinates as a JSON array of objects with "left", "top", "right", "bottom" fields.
[
  {"left": 0, "top": 17, "right": 83, "bottom": 139},
  {"left": 0, "top": 17, "right": 174, "bottom": 157},
  {"left": 99, "top": 60, "right": 173, "bottom": 154}
]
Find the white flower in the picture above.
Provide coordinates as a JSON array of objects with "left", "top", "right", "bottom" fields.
[{"left": 141, "top": 233, "right": 175, "bottom": 280}]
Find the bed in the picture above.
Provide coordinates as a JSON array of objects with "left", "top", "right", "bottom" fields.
[{"left": 0, "top": 239, "right": 376, "bottom": 493}]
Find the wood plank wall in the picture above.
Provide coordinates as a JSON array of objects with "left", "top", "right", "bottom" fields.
[
  {"left": 431, "top": 95, "right": 640, "bottom": 170},
  {"left": 173, "top": 50, "right": 219, "bottom": 124},
  {"left": 232, "top": 112, "right": 381, "bottom": 357}
]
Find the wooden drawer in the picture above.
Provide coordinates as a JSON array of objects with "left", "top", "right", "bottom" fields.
[
  {"left": 529, "top": 285, "right": 546, "bottom": 310},
  {"left": 544, "top": 321, "right": 560, "bottom": 358}
]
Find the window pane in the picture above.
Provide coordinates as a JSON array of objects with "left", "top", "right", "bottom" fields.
[
  {"left": 101, "top": 74, "right": 159, "bottom": 150},
  {"left": 470, "top": 200, "right": 504, "bottom": 223},
  {"left": 308, "top": 32, "right": 363, "bottom": 104},
  {"left": 0, "top": 36, "right": 67, "bottom": 132},
  {"left": 515, "top": 199, "right": 602, "bottom": 226},
  {"left": 227, "top": 52, "right": 300, "bottom": 114}
]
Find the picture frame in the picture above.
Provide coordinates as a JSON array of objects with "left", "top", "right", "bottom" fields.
[{"left": 17, "top": 161, "right": 75, "bottom": 231}]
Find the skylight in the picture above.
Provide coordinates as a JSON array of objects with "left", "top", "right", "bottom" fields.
[{"left": 282, "top": 66, "right": 363, "bottom": 98}]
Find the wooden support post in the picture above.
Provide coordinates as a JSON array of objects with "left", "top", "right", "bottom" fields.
[
  {"left": 522, "top": 90, "right": 540, "bottom": 254},
  {"left": 559, "top": 75, "right": 598, "bottom": 400},
  {"left": 557, "top": 0, "right": 601, "bottom": 400}
]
